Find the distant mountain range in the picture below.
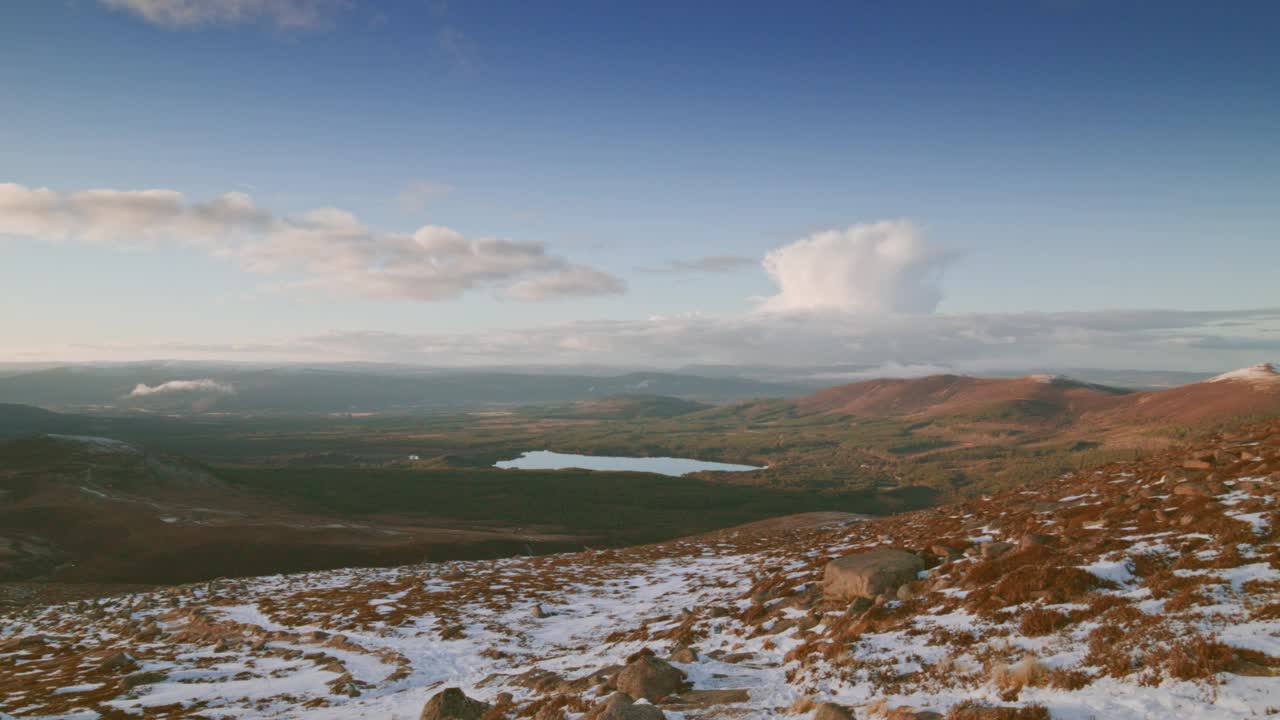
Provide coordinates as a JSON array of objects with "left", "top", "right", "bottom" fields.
[
  {"left": 0, "top": 365, "right": 819, "bottom": 414},
  {"left": 786, "top": 363, "right": 1280, "bottom": 428}
]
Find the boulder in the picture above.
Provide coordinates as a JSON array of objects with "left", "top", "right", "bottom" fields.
[
  {"left": 587, "top": 692, "right": 666, "bottom": 720},
  {"left": 812, "top": 702, "right": 854, "bottom": 720},
  {"left": 662, "top": 688, "right": 750, "bottom": 708},
  {"left": 930, "top": 545, "right": 961, "bottom": 560},
  {"left": 668, "top": 645, "right": 698, "bottom": 663},
  {"left": 121, "top": 671, "right": 166, "bottom": 690},
  {"left": 1173, "top": 483, "right": 1210, "bottom": 497},
  {"left": 614, "top": 654, "right": 688, "bottom": 702},
  {"left": 98, "top": 651, "right": 138, "bottom": 673},
  {"left": 1018, "top": 534, "right": 1053, "bottom": 551},
  {"left": 420, "top": 687, "right": 491, "bottom": 720},
  {"left": 822, "top": 549, "right": 925, "bottom": 601},
  {"left": 980, "top": 542, "right": 1015, "bottom": 559}
]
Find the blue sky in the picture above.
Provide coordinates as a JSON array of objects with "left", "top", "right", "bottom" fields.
[{"left": 1, "top": 0, "right": 1277, "bottom": 370}]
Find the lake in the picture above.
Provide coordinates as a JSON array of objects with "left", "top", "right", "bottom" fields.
[{"left": 494, "top": 450, "right": 762, "bottom": 477}]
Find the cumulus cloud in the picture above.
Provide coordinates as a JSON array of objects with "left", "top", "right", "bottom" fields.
[
  {"left": 0, "top": 182, "right": 622, "bottom": 303},
  {"left": 395, "top": 180, "right": 454, "bottom": 214},
  {"left": 641, "top": 255, "right": 755, "bottom": 274},
  {"left": 98, "top": 0, "right": 346, "bottom": 29},
  {"left": 129, "top": 379, "right": 236, "bottom": 396},
  {"left": 758, "top": 220, "right": 955, "bottom": 314}
]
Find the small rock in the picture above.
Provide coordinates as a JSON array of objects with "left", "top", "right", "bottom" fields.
[
  {"left": 846, "top": 597, "right": 873, "bottom": 614},
  {"left": 420, "top": 687, "right": 491, "bottom": 720},
  {"left": 668, "top": 645, "right": 698, "bottom": 663},
  {"left": 587, "top": 692, "right": 666, "bottom": 720},
  {"left": 812, "top": 702, "right": 854, "bottom": 720},
  {"left": 122, "top": 671, "right": 166, "bottom": 690},
  {"left": 1018, "top": 534, "right": 1052, "bottom": 550},
  {"left": 980, "top": 541, "right": 1015, "bottom": 559},
  {"left": 98, "top": 651, "right": 138, "bottom": 673},
  {"left": 1173, "top": 483, "right": 1210, "bottom": 497}
]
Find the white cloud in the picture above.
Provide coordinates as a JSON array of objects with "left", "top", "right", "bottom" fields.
[
  {"left": 98, "top": 0, "right": 345, "bottom": 29},
  {"left": 758, "top": 220, "right": 955, "bottom": 314},
  {"left": 395, "top": 180, "right": 454, "bottom": 214},
  {"left": 129, "top": 379, "right": 236, "bottom": 396},
  {"left": 0, "top": 182, "right": 623, "bottom": 303}
]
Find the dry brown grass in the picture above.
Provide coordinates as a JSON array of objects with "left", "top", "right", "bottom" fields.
[
  {"left": 1160, "top": 635, "right": 1236, "bottom": 681},
  {"left": 1018, "top": 608, "right": 1070, "bottom": 637},
  {"left": 1251, "top": 602, "right": 1280, "bottom": 621},
  {"left": 991, "top": 655, "right": 1049, "bottom": 700}
]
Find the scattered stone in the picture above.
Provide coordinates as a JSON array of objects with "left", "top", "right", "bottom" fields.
[
  {"left": 420, "top": 687, "right": 491, "bottom": 720},
  {"left": 98, "top": 651, "right": 138, "bottom": 673},
  {"left": 1018, "top": 534, "right": 1053, "bottom": 550},
  {"left": 668, "top": 645, "right": 698, "bottom": 663},
  {"left": 980, "top": 541, "right": 1015, "bottom": 559},
  {"left": 122, "top": 671, "right": 166, "bottom": 690},
  {"left": 587, "top": 692, "right": 666, "bottom": 720},
  {"left": 662, "top": 688, "right": 750, "bottom": 707},
  {"left": 812, "top": 701, "right": 854, "bottom": 720}
]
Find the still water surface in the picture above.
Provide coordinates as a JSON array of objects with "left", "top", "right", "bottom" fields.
[{"left": 494, "top": 450, "right": 761, "bottom": 477}]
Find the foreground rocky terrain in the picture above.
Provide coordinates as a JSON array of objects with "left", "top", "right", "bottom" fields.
[{"left": 3, "top": 420, "right": 1279, "bottom": 719}]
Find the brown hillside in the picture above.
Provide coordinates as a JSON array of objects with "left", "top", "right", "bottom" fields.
[
  {"left": 794, "top": 374, "right": 1125, "bottom": 420},
  {"left": 1085, "top": 362, "right": 1280, "bottom": 426},
  {"left": 793, "top": 365, "right": 1280, "bottom": 430}
]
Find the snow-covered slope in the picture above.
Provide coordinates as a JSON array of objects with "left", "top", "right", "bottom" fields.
[
  {"left": 1209, "top": 362, "right": 1280, "bottom": 387},
  {"left": 3, "top": 423, "right": 1280, "bottom": 719}
]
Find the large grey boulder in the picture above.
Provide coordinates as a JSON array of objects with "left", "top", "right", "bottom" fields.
[
  {"left": 822, "top": 548, "right": 925, "bottom": 601},
  {"left": 614, "top": 653, "right": 688, "bottom": 702},
  {"left": 420, "top": 687, "right": 491, "bottom": 720}
]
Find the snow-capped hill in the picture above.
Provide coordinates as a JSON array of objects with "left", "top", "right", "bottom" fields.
[
  {"left": 1209, "top": 362, "right": 1280, "bottom": 387},
  {"left": 3, "top": 422, "right": 1280, "bottom": 719}
]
